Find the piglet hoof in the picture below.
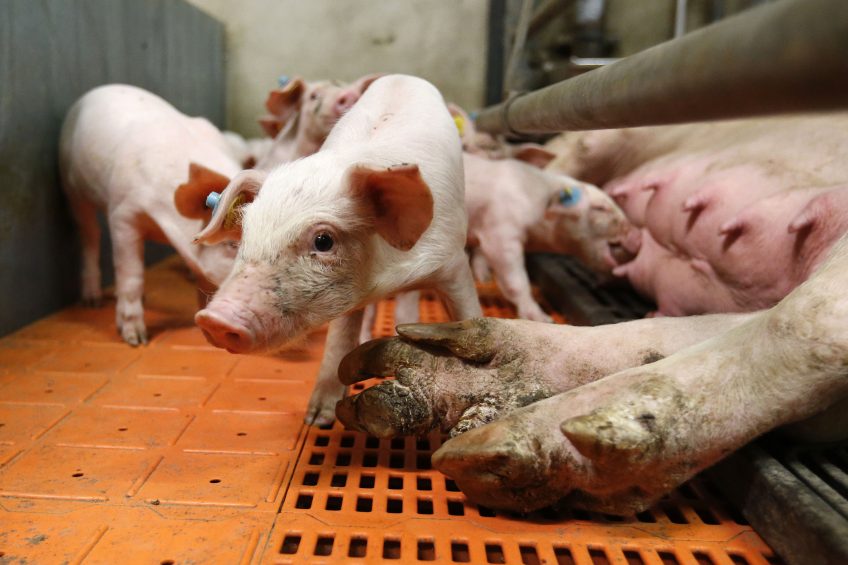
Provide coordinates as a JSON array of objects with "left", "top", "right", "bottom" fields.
[
  {"left": 81, "top": 286, "right": 103, "bottom": 308},
  {"left": 305, "top": 380, "right": 347, "bottom": 427},
  {"left": 306, "top": 404, "right": 337, "bottom": 428},
  {"left": 119, "top": 321, "right": 148, "bottom": 347},
  {"left": 82, "top": 295, "right": 103, "bottom": 308}
]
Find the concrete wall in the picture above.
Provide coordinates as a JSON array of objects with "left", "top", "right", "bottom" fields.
[
  {"left": 0, "top": 0, "right": 224, "bottom": 336},
  {"left": 185, "top": 0, "right": 489, "bottom": 137}
]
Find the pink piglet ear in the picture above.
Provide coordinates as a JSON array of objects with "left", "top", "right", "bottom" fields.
[
  {"left": 347, "top": 163, "right": 434, "bottom": 251},
  {"left": 265, "top": 77, "right": 306, "bottom": 120},
  {"left": 258, "top": 115, "right": 284, "bottom": 137},
  {"left": 510, "top": 143, "right": 556, "bottom": 169},
  {"left": 352, "top": 73, "right": 384, "bottom": 95},
  {"left": 194, "top": 169, "right": 267, "bottom": 245},
  {"left": 174, "top": 163, "right": 231, "bottom": 220}
]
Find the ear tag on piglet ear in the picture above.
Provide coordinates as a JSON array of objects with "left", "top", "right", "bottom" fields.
[
  {"left": 558, "top": 187, "right": 582, "bottom": 207},
  {"left": 454, "top": 115, "right": 466, "bottom": 136},
  {"left": 277, "top": 74, "right": 290, "bottom": 87},
  {"left": 206, "top": 191, "right": 247, "bottom": 230}
]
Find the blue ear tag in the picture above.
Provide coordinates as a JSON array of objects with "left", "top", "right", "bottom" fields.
[
  {"left": 206, "top": 191, "right": 222, "bottom": 213},
  {"left": 558, "top": 186, "right": 582, "bottom": 207},
  {"left": 278, "top": 75, "right": 290, "bottom": 88}
]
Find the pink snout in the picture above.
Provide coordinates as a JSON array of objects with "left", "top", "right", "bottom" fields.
[
  {"left": 333, "top": 90, "right": 360, "bottom": 117},
  {"left": 195, "top": 308, "right": 256, "bottom": 354}
]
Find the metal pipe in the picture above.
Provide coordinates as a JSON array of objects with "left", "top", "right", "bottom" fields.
[
  {"left": 674, "top": 0, "right": 688, "bottom": 38},
  {"left": 503, "top": 0, "right": 535, "bottom": 95},
  {"left": 475, "top": 0, "right": 848, "bottom": 136}
]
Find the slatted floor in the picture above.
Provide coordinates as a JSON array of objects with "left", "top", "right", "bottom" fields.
[{"left": 0, "top": 257, "right": 780, "bottom": 564}]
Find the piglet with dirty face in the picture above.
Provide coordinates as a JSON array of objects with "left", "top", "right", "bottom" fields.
[{"left": 193, "top": 75, "right": 482, "bottom": 425}]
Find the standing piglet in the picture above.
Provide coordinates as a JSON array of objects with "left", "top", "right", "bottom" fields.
[
  {"left": 60, "top": 84, "right": 241, "bottom": 345},
  {"left": 194, "top": 75, "right": 482, "bottom": 425},
  {"left": 464, "top": 152, "right": 636, "bottom": 321}
]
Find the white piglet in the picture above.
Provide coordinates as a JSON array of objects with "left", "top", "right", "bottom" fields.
[
  {"left": 59, "top": 84, "right": 242, "bottom": 345},
  {"left": 193, "top": 75, "right": 482, "bottom": 425},
  {"left": 464, "top": 152, "right": 636, "bottom": 322}
]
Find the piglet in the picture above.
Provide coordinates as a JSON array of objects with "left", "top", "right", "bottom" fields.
[
  {"left": 464, "top": 152, "right": 636, "bottom": 321},
  {"left": 257, "top": 74, "right": 383, "bottom": 169},
  {"left": 194, "top": 75, "right": 482, "bottom": 425},
  {"left": 59, "top": 84, "right": 242, "bottom": 345}
]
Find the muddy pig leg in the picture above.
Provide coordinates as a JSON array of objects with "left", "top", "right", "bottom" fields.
[
  {"left": 434, "top": 236, "right": 848, "bottom": 514},
  {"left": 337, "top": 312, "right": 756, "bottom": 437}
]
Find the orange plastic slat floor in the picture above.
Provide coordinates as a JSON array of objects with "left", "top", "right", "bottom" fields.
[{"left": 0, "top": 257, "right": 779, "bottom": 564}]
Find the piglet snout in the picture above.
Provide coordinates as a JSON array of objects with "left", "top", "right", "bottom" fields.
[{"left": 195, "top": 308, "right": 256, "bottom": 354}]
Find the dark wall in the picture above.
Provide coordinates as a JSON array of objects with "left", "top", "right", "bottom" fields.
[{"left": 0, "top": 0, "right": 225, "bottom": 336}]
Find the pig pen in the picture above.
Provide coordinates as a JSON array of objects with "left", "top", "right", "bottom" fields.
[
  {"left": 0, "top": 255, "right": 783, "bottom": 564},
  {"left": 0, "top": 1, "right": 839, "bottom": 565}
]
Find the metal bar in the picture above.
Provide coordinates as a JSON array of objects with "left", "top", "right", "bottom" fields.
[
  {"left": 503, "top": 0, "right": 535, "bottom": 95},
  {"left": 674, "top": 0, "right": 688, "bottom": 38},
  {"left": 475, "top": 0, "right": 848, "bottom": 135},
  {"left": 527, "top": 0, "right": 567, "bottom": 39}
]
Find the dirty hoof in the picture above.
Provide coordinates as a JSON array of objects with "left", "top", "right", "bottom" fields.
[
  {"left": 337, "top": 375, "right": 433, "bottom": 437},
  {"left": 336, "top": 319, "right": 563, "bottom": 437}
]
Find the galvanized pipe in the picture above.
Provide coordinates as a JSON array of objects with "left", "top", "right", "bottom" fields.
[{"left": 475, "top": 0, "right": 848, "bottom": 135}]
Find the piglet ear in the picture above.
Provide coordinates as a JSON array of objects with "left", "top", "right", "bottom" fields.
[
  {"left": 174, "top": 163, "right": 231, "bottom": 220},
  {"left": 348, "top": 163, "right": 434, "bottom": 251},
  {"left": 194, "top": 169, "right": 267, "bottom": 245},
  {"left": 265, "top": 77, "right": 306, "bottom": 119},
  {"left": 351, "top": 73, "right": 384, "bottom": 95},
  {"left": 510, "top": 144, "right": 556, "bottom": 169},
  {"left": 258, "top": 115, "right": 284, "bottom": 137}
]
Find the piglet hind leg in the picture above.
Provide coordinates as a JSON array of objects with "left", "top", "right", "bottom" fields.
[
  {"left": 69, "top": 196, "right": 103, "bottom": 307},
  {"left": 433, "top": 236, "right": 848, "bottom": 515},
  {"left": 306, "top": 309, "right": 365, "bottom": 427}
]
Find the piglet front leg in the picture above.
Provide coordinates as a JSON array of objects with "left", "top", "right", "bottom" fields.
[
  {"left": 109, "top": 212, "right": 148, "bottom": 346},
  {"left": 306, "top": 309, "right": 365, "bottom": 426},
  {"left": 482, "top": 236, "right": 552, "bottom": 322}
]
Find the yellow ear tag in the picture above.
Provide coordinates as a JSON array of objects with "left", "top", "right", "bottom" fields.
[
  {"left": 454, "top": 115, "right": 465, "bottom": 137},
  {"left": 222, "top": 194, "right": 247, "bottom": 230}
]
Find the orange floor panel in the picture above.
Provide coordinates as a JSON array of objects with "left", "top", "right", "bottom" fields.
[{"left": 0, "top": 257, "right": 779, "bottom": 564}]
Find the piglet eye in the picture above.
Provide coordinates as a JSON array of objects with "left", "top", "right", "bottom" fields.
[
  {"left": 309, "top": 92, "right": 319, "bottom": 101},
  {"left": 313, "top": 232, "right": 334, "bottom": 252}
]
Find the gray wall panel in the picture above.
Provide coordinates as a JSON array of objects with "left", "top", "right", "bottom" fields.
[{"left": 0, "top": 0, "right": 225, "bottom": 336}]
